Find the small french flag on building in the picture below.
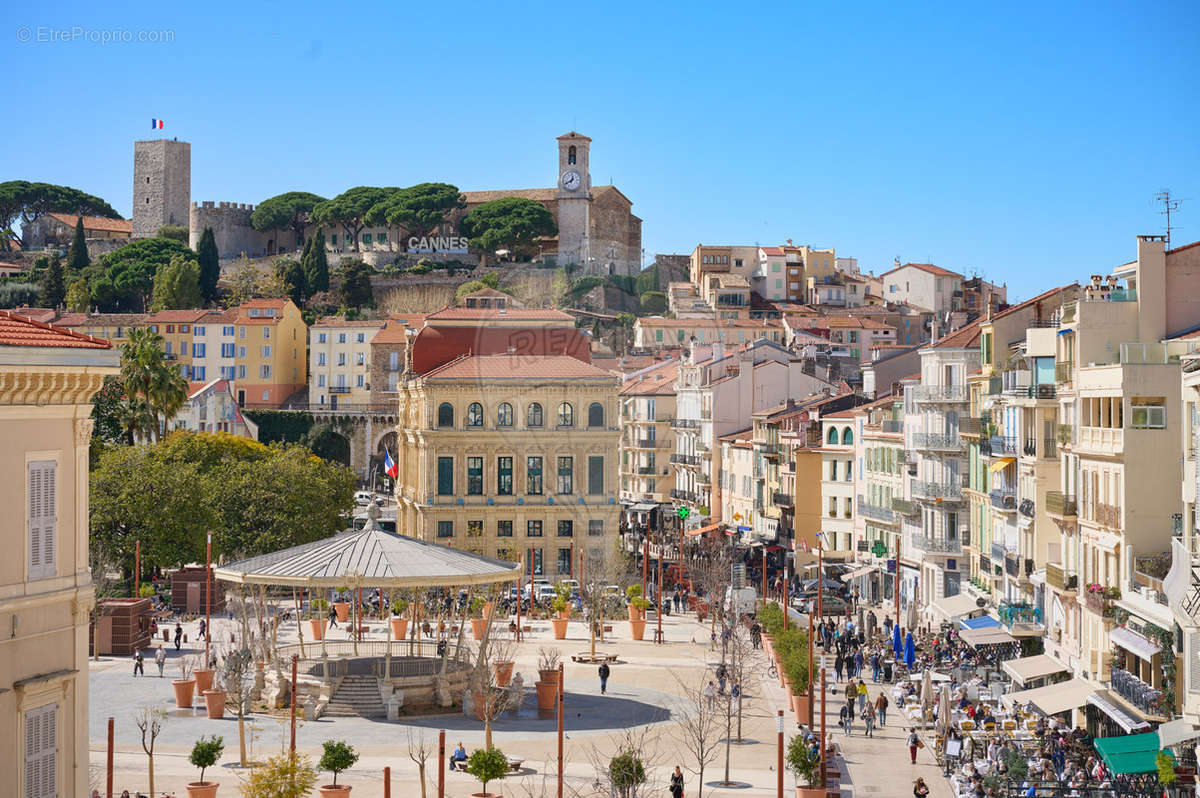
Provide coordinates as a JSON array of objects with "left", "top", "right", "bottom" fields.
[{"left": 151, "top": 118, "right": 164, "bottom": 130}]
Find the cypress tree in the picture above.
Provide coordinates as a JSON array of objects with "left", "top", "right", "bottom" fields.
[
  {"left": 196, "top": 227, "right": 220, "bottom": 304},
  {"left": 306, "top": 229, "right": 329, "bottom": 294},
  {"left": 66, "top": 217, "right": 89, "bottom": 273},
  {"left": 39, "top": 254, "right": 66, "bottom": 308}
]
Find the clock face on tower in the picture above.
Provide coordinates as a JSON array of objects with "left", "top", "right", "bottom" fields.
[{"left": 560, "top": 169, "right": 582, "bottom": 191}]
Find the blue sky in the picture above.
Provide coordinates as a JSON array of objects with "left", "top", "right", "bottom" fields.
[{"left": 3, "top": 0, "right": 1198, "bottom": 300}]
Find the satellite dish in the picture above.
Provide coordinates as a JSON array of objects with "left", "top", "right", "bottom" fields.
[{"left": 976, "top": 598, "right": 987, "bottom": 608}]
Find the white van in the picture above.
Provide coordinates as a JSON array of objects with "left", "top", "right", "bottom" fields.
[{"left": 724, "top": 586, "right": 758, "bottom": 617}]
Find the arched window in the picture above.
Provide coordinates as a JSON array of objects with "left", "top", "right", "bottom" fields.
[
  {"left": 497, "top": 402, "right": 513, "bottom": 427},
  {"left": 587, "top": 402, "right": 604, "bottom": 428},
  {"left": 826, "top": 426, "right": 838, "bottom": 444},
  {"left": 527, "top": 402, "right": 543, "bottom": 427},
  {"left": 437, "top": 402, "right": 454, "bottom": 428},
  {"left": 557, "top": 402, "right": 574, "bottom": 427},
  {"left": 467, "top": 402, "right": 483, "bottom": 427},
  {"left": 568, "top": 145, "right": 577, "bottom": 165},
  {"left": 842, "top": 427, "right": 854, "bottom": 445}
]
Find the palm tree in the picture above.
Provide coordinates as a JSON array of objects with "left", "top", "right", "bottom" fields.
[{"left": 119, "top": 328, "right": 187, "bottom": 441}]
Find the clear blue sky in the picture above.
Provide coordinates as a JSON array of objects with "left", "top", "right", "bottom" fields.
[{"left": 3, "top": 0, "right": 1198, "bottom": 300}]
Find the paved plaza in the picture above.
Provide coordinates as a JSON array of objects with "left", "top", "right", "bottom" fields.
[{"left": 91, "top": 607, "right": 954, "bottom": 797}]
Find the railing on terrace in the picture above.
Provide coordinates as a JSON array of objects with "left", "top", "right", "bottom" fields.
[
  {"left": 1003, "top": 370, "right": 1032, "bottom": 395},
  {"left": 998, "top": 602, "right": 1043, "bottom": 628},
  {"left": 987, "top": 437, "right": 1018, "bottom": 455},
  {"left": 959, "top": 417, "right": 983, "bottom": 437},
  {"left": 1076, "top": 426, "right": 1124, "bottom": 452},
  {"left": 912, "top": 432, "right": 963, "bottom": 451},
  {"left": 670, "top": 418, "right": 700, "bottom": 430},
  {"left": 1055, "top": 361, "right": 1075, "bottom": 384},
  {"left": 857, "top": 497, "right": 897, "bottom": 523},
  {"left": 1096, "top": 502, "right": 1122, "bottom": 528},
  {"left": 990, "top": 489, "right": 1016, "bottom": 511},
  {"left": 1132, "top": 552, "right": 1171, "bottom": 596},
  {"left": 307, "top": 402, "right": 397, "bottom": 415},
  {"left": 1110, "top": 667, "right": 1165, "bottom": 716},
  {"left": 636, "top": 438, "right": 663, "bottom": 449},
  {"left": 1083, "top": 590, "right": 1114, "bottom": 616},
  {"left": 636, "top": 466, "right": 656, "bottom": 475},
  {"left": 912, "top": 479, "right": 963, "bottom": 501},
  {"left": 1045, "top": 562, "right": 1077, "bottom": 591},
  {"left": 911, "top": 534, "right": 962, "bottom": 554},
  {"left": 881, "top": 419, "right": 903, "bottom": 433},
  {"left": 700, "top": 409, "right": 712, "bottom": 420},
  {"left": 911, "top": 385, "right": 967, "bottom": 403},
  {"left": 772, "top": 491, "right": 793, "bottom": 508},
  {"left": 892, "top": 498, "right": 919, "bottom": 516},
  {"left": 670, "top": 454, "right": 700, "bottom": 466}
]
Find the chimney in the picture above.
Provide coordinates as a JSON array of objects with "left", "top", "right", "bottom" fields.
[{"left": 712, "top": 341, "right": 725, "bottom": 363}]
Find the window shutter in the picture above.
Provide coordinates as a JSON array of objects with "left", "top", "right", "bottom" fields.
[
  {"left": 24, "top": 703, "right": 56, "bottom": 798},
  {"left": 27, "top": 461, "right": 56, "bottom": 579}
]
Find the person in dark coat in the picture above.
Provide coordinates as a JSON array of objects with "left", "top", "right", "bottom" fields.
[
  {"left": 598, "top": 662, "right": 611, "bottom": 694},
  {"left": 173, "top": 623, "right": 183, "bottom": 651}
]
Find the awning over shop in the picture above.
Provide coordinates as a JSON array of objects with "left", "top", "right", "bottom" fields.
[
  {"left": 1094, "top": 732, "right": 1170, "bottom": 774},
  {"left": 1106, "top": 750, "right": 1170, "bottom": 775},
  {"left": 685, "top": 522, "right": 721, "bottom": 537},
  {"left": 1087, "top": 691, "right": 1152, "bottom": 734},
  {"left": 929, "top": 592, "right": 984, "bottom": 622},
  {"left": 989, "top": 457, "right": 1016, "bottom": 472},
  {"left": 840, "top": 565, "right": 878, "bottom": 583},
  {"left": 960, "top": 615, "right": 1000, "bottom": 631},
  {"left": 629, "top": 502, "right": 658, "bottom": 512},
  {"left": 1110, "top": 626, "right": 1162, "bottom": 661},
  {"left": 959, "top": 627, "right": 1016, "bottom": 647},
  {"left": 1157, "top": 718, "right": 1200, "bottom": 749},
  {"left": 1002, "top": 654, "right": 1069, "bottom": 686},
  {"left": 1003, "top": 677, "right": 1095, "bottom": 716}
]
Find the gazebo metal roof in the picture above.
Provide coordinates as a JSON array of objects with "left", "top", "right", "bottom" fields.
[{"left": 214, "top": 504, "right": 520, "bottom": 589}]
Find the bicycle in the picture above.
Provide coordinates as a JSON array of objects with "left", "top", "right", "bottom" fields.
[{"left": 766, "top": 660, "right": 778, "bottom": 679}]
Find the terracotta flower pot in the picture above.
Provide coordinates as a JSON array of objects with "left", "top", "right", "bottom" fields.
[
  {"left": 194, "top": 668, "right": 215, "bottom": 694},
  {"left": 483, "top": 601, "right": 494, "bottom": 619},
  {"left": 203, "top": 689, "right": 226, "bottom": 719},
  {"left": 390, "top": 618, "right": 408, "bottom": 639},
  {"left": 333, "top": 602, "right": 350, "bottom": 622},
  {"left": 796, "top": 788, "right": 825, "bottom": 798},
  {"left": 629, "top": 619, "right": 646, "bottom": 641},
  {"left": 535, "top": 679, "right": 559, "bottom": 710},
  {"left": 493, "top": 661, "right": 514, "bottom": 687},
  {"left": 471, "top": 618, "right": 487, "bottom": 640},
  {"left": 791, "top": 692, "right": 810, "bottom": 724},
  {"left": 185, "top": 782, "right": 218, "bottom": 798},
  {"left": 172, "top": 679, "right": 196, "bottom": 709},
  {"left": 310, "top": 618, "right": 327, "bottom": 640},
  {"left": 538, "top": 669, "right": 559, "bottom": 685},
  {"left": 627, "top": 605, "right": 643, "bottom": 621},
  {"left": 551, "top": 618, "right": 568, "bottom": 639},
  {"left": 319, "top": 786, "right": 352, "bottom": 797},
  {"left": 557, "top": 608, "right": 570, "bottom": 620}
]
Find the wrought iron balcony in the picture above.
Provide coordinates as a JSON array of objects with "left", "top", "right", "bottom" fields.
[
  {"left": 669, "top": 418, "right": 699, "bottom": 430},
  {"left": 635, "top": 466, "right": 656, "bottom": 475},
  {"left": 857, "top": 497, "right": 897, "bottom": 523},
  {"left": 1096, "top": 503, "right": 1122, "bottom": 528},
  {"left": 670, "top": 488, "right": 699, "bottom": 503},
  {"left": 881, "top": 419, "right": 903, "bottom": 433},
  {"left": 911, "top": 385, "right": 967, "bottom": 403},
  {"left": 772, "top": 491, "right": 793, "bottom": 508},
  {"left": 891, "top": 498, "right": 919, "bottom": 516},
  {"left": 1056, "top": 361, "right": 1075, "bottom": 384},
  {"left": 1045, "top": 491, "right": 1077, "bottom": 517},
  {"left": 912, "top": 432, "right": 963, "bottom": 451},
  {"left": 989, "top": 489, "right": 1016, "bottom": 511},
  {"left": 670, "top": 454, "right": 700, "bottom": 466},
  {"left": 329, "top": 386, "right": 351, "bottom": 394},
  {"left": 757, "top": 442, "right": 782, "bottom": 457},
  {"left": 987, "top": 437, "right": 1018, "bottom": 455},
  {"left": 911, "top": 534, "right": 962, "bottom": 554},
  {"left": 959, "top": 417, "right": 983, "bottom": 437},
  {"left": 1018, "top": 499, "right": 1035, "bottom": 518},
  {"left": 912, "top": 479, "right": 963, "bottom": 502},
  {"left": 636, "top": 438, "right": 664, "bottom": 449},
  {"left": 1110, "top": 667, "right": 1166, "bottom": 716}
]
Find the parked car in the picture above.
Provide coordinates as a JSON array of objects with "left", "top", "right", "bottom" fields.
[
  {"left": 354, "top": 491, "right": 374, "bottom": 506},
  {"left": 535, "top": 584, "right": 558, "bottom": 604},
  {"left": 794, "top": 593, "right": 849, "bottom": 616}
]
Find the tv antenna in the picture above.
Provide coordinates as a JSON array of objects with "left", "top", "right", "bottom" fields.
[{"left": 1155, "top": 189, "right": 1187, "bottom": 249}]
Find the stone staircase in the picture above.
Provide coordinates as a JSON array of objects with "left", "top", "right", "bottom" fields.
[{"left": 324, "top": 674, "right": 385, "bottom": 717}]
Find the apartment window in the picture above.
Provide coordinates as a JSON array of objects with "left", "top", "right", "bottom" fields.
[
  {"left": 588, "top": 402, "right": 604, "bottom": 428},
  {"left": 557, "top": 520, "right": 574, "bottom": 539},
  {"left": 263, "top": 327, "right": 271, "bottom": 339},
  {"left": 527, "top": 520, "right": 543, "bottom": 537},
  {"left": 318, "top": 375, "right": 326, "bottom": 387},
  {"left": 557, "top": 547, "right": 572, "bottom": 574},
  {"left": 588, "top": 519, "right": 603, "bottom": 537},
  {"left": 388, "top": 373, "right": 399, "bottom": 391},
  {"left": 527, "top": 457, "right": 543, "bottom": 494},
  {"left": 261, "top": 390, "right": 269, "bottom": 401},
  {"left": 437, "top": 521, "right": 453, "bottom": 538},
  {"left": 355, "top": 353, "right": 365, "bottom": 366},
  {"left": 498, "top": 520, "right": 513, "bottom": 538},
  {"left": 338, "top": 333, "right": 347, "bottom": 343},
  {"left": 527, "top": 402, "right": 543, "bottom": 427},
  {"left": 337, "top": 352, "right": 347, "bottom": 366},
  {"left": 656, "top": 329, "right": 664, "bottom": 342},
  {"left": 467, "top": 402, "right": 483, "bottom": 427},
  {"left": 259, "top": 365, "right": 271, "bottom": 379},
  {"left": 318, "top": 333, "right": 327, "bottom": 343},
  {"left": 330, "top": 234, "right": 337, "bottom": 246},
  {"left": 557, "top": 456, "right": 573, "bottom": 494},
  {"left": 558, "top": 402, "right": 574, "bottom": 427},
  {"left": 236, "top": 365, "right": 247, "bottom": 379},
  {"left": 237, "top": 346, "right": 247, "bottom": 358},
  {"left": 318, "top": 353, "right": 327, "bottom": 366},
  {"left": 437, "top": 403, "right": 454, "bottom": 427},
  {"left": 467, "top": 457, "right": 483, "bottom": 494},
  {"left": 192, "top": 343, "right": 206, "bottom": 358},
  {"left": 830, "top": 460, "right": 838, "bottom": 481},
  {"left": 23, "top": 702, "right": 57, "bottom": 798},
  {"left": 497, "top": 457, "right": 513, "bottom": 495},
  {"left": 388, "top": 351, "right": 400, "bottom": 370},
  {"left": 166, "top": 324, "right": 175, "bottom": 334},
  {"left": 363, "top": 233, "right": 372, "bottom": 245},
  {"left": 220, "top": 366, "right": 235, "bottom": 380},
  {"left": 193, "top": 366, "right": 206, "bottom": 382},
  {"left": 497, "top": 402, "right": 514, "bottom": 427},
  {"left": 223, "top": 326, "right": 235, "bottom": 336},
  {"left": 467, "top": 520, "right": 483, "bottom": 537},
  {"left": 27, "top": 460, "right": 56, "bottom": 579},
  {"left": 437, "top": 457, "right": 453, "bottom": 495},
  {"left": 262, "top": 345, "right": 272, "bottom": 358},
  {"left": 356, "top": 333, "right": 366, "bottom": 343},
  {"left": 587, "top": 455, "right": 604, "bottom": 495},
  {"left": 239, "top": 326, "right": 246, "bottom": 339},
  {"left": 1130, "top": 399, "right": 1166, "bottom": 429},
  {"left": 221, "top": 343, "right": 235, "bottom": 358},
  {"left": 828, "top": 497, "right": 837, "bottom": 517},
  {"left": 164, "top": 341, "right": 172, "bottom": 356},
  {"left": 356, "top": 374, "right": 364, "bottom": 387}
]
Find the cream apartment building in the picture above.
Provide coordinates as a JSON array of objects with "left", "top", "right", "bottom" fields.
[
  {"left": 0, "top": 311, "right": 118, "bottom": 798},
  {"left": 850, "top": 395, "right": 905, "bottom": 604},
  {"left": 619, "top": 360, "right": 678, "bottom": 505},
  {"left": 820, "top": 411, "right": 857, "bottom": 553},
  {"left": 309, "top": 317, "right": 387, "bottom": 408}
]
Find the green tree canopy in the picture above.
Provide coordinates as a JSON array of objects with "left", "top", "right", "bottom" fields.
[
  {"left": 302, "top": 229, "right": 329, "bottom": 293},
  {"left": 156, "top": 225, "right": 189, "bottom": 243},
  {"left": 89, "top": 237, "right": 197, "bottom": 312},
  {"left": 460, "top": 197, "right": 556, "bottom": 259},
  {"left": 364, "top": 182, "right": 463, "bottom": 247},
  {"left": 195, "top": 227, "right": 220, "bottom": 303},
  {"left": 275, "top": 257, "right": 307, "bottom": 306},
  {"left": 339, "top": 260, "right": 374, "bottom": 308},
  {"left": 118, "top": 327, "right": 188, "bottom": 441},
  {"left": 66, "top": 216, "right": 90, "bottom": 273},
  {"left": 0, "top": 180, "right": 121, "bottom": 232},
  {"left": 311, "top": 187, "right": 396, "bottom": 252},
  {"left": 150, "top": 254, "right": 203, "bottom": 311},
  {"left": 38, "top": 254, "right": 66, "bottom": 308},
  {"left": 251, "top": 191, "right": 327, "bottom": 242}
]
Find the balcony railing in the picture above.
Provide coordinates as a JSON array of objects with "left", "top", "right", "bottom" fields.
[
  {"left": 1056, "top": 360, "right": 1075, "bottom": 384},
  {"left": 998, "top": 601, "right": 1043, "bottom": 629},
  {"left": 670, "top": 488, "right": 700, "bottom": 503},
  {"left": 1076, "top": 426, "right": 1123, "bottom": 454},
  {"left": 669, "top": 418, "right": 699, "bottom": 430},
  {"left": 892, "top": 498, "right": 919, "bottom": 516},
  {"left": 1018, "top": 499, "right": 1035, "bottom": 518},
  {"left": 670, "top": 454, "right": 700, "bottom": 466},
  {"left": 1110, "top": 667, "right": 1165, "bottom": 716},
  {"left": 1045, "top": 562, "right": 1077, "bottom": 592},
  {"left": 881, "top": 419, "right": 903, "bottom": 433},
  {"left": 636, "top": 438, "right": 665, "bottom": 449},
  {"left": 1083, "top": 590, "right": 1114, "bottom": 617},
  {"left": 991, "top": 542, "right": 1007, "bottom": 562},
  {"left": 635, "top": 466, "right": 656, "bottom": 475},
  {"left": 912, "top": 432, "right": 963, "bottom": 451},
  {"left": 989, "top": 489, "right": 1016, "bottom": 511},
  {"left": 329, "top": 386, "right": 351, "bottom": 394},
  {"left": 1046, "top": 491, "right": 1077, "bottom": 517},
  {"left": 987, "top": 437, "right": 1018, "bottom": 455},
  {"left": 857, "top": 496, "right": 897, "bottom": 523},
  {"left": 911, "top": 534, "right": 963, "bottom": 554},
  {"left": 700, "top": 409, "right": 712, "bottom": 420},
  {"left": 911, "top": 385, "right": 967, "bottom": 403},
  {"left": 960, "top": 417, "right": 983, "bottom": 437},
  {"left": 757, "top": 442, "right": 782, "bottom": 457},
  {"left": 1096, "top": 502, "right": 1121, "bottom": 528},
  {"left": 912, "top": 479, "right": 963, "bottom": 502},
  {"left": 771, "top": 491, "right": 793, "bottom": 508}
]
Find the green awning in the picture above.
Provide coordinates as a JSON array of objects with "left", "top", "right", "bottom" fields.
[
  {"left": 1094, "top": 732, "right": 1172, "bottom": 775},
  {"left": 1105, "top": 749, "right": 1172, "bottom": 775}
]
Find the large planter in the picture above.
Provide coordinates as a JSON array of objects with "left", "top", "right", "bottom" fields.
[
  {"left": 390, "top": 618, "right": 409, "bottom": 639},
  {"left": 551, "top": 618, "right": 568, "bottom": 639},
  {"left": 333, "top": 601, "right": 350, "bottom": 622},
  {"left": 185, "top": 782, "right": 219, "bottom": 798},
  {"left": 493, "top": 661, "right": 514, "bottom": 687},
  {"left": 556, "top": 608, "right": 570, "bottom": 620},
  {"left": 310, "top": 618, "right": 327, "bottom": 640},
  {"left": 194, "top": 668, "right": 215, "bottom": 694},
  {"left": 797, "top": 788, "right": 825, "bottom": 798},
  {"left": 173, "top": 679, "right": 196, "bottom": 709},
  {"left": 627, "top": 605, "right": 644, "bottom": 621},
  {"left": 471, "top": 618, "right": 487, "bottom": 640},
  {"left": 629, "top": 619, "right": 646, "bottom": 641},
  {"left": 791, "top": 692, "right": 810, "bottom": 724},
  {"left": 203, "top": 689, "right": 226, "bottom": 719},
  {"left": 538, "top": 669, "right": 559, "bottom": 685},
  {"left": 535, "top": 680, "right": 559, "bottom": 710},
  {"left": 483, "top": 601, "right": 495, "bottom": 619},
  {"left": 318, "top": 786, "right": 352, "bottom": 798}
]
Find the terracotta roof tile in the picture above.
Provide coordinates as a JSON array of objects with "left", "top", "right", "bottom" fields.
[
  {"left": 0, "top": 311, "right": 112, "bottom": 349},
  {"left": 147, "top": 309, "right": 208, "bottom": 324},
  {"left": 46, "top": 213, "right": 132, "bottom": 235},
  {"left": 11, "top": 307, "right": 59, "bottom": 324},
  {"left": 410, "top": 324, "right": 590, "bottom": 374},
  {"left": 313, "top": 316, "right": 387, "bottom": 328},
  {"left": 372, "top": 316, "right": 425, "bottom": 344},
  {"left": 425, "top": 307, "right": 575, "bottom": 322},
  {"left": 620, "top": 361, "right": 679, "bottom": 395},
  {"left": 420, "top": 354, "right": 617, "bottom": 381},
  {"left": 879, "top": 262, "right": 962, "bottom": 279}
]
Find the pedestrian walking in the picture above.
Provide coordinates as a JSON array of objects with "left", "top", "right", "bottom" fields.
[
  {"left": 598, "top": 662, "right": 610, "bottom": 695},
  {"left": 198, "top": 618, "right": 206, "bottom": 640},
  {"left": 328, "top": 606, "right": 339, "bottom": 628},
  {"left": 839, "top": 702, "right": 853, "bottom": 736},
  {"left": 716, "top": 663, "right": 727, "bottom": 695},
  {"left": 154, "top": 645, "right": 166, "bottom": 677},
  {"left": 870, "top": 652, "right": 881, "bottom": 682},
  {"left": 857, "top": 679, "right": 867, "bottom": 714},
  {"left": 670, "top": 766, "right": 684, "bottom": 798},
  {"left": 132, "top": 650, "right": 144, "bottom": 676},
  {"left": 853, "top": 649, "right": 864, "bottom": 678},
  {"left": 862, "top": 700, "right": 876, "bottom": 737},
  {"left": 174, "top": 623, "right": 182, "bottom": 651},
  {"left": 704, "top": 680, "right": 716, "bottom": 711},
  {"left": 907, "top": 729, "right": 921, "bottom": 764},
  {"left": 875, "top": 691, "right": 889, "bottom": 726},
  {"left": 834, "top": 652, "right": 844, "bottom": 682}
]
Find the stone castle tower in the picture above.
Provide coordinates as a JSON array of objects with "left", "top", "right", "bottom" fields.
[
  {"left": 555, "top": 131, "right": 591, "bottom": 266},
  {"left": 132, "top": 139, "right": 191, "bottom": 239}
]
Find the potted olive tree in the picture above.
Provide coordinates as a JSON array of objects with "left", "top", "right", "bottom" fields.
[
  {"left": 551, "top": 591, "right": 570, "bottom": 639},
  {"left": 332, "top": 590, "right": 351, "bottom": 623},
  {"left": 390, "top": 597, "right": 409, "bottom": 640},
  {"left": 240, "top": 752, "right": 316, "bottom": 798},
  {"left": 786, "top": 734, "right": 822, "bottom": 798},
  {"left": 173, "top": 655, "right": 197, "bottom": 709},
  {"left": 469, "top": 596, "right": 488, "bottom": 640},
  {"left": 186, "top": 735, "right": 224, "bottom": 798},
  {"left": 608, "top": 749, "right": 647, "bottom": 798},
  {"left": 465, "top": 747, "right": 509, "bottom": 798},
  {"left": 318, "top": 740, "right": 359, "bottom": 797},
  {"left": 310, "top": 599, "right": 329, "bottom": 641}
]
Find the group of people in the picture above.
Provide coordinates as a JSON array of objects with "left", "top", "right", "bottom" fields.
[{"left": 836, "top": 678, "right": 889, "bottom": 738}]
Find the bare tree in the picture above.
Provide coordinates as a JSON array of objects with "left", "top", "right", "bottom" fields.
[
  {"left": 687, "top": 536, "right": 736, "bottom": 639},
  {"left": 715, "top": 622, "right": 757, "bottom": 784},
  {"left": 469, "top": 600, "right": 518, "bottom": 749},
  {"left": 581, "top": 726, "right": 661, "bottom": 798},
  {"left": 672, "top": 677, "right": 722, "bottom": 798},
  {"left": 220, "top": 641, "right": 262, "bottom": 767},
  {"left": 578, "top": 539, "right": 635, "bottom": 659},
  {"left": 406, "top": 728, "right": 435, "bottom": 798},
  {"left": 134, "top": 707, "right": 166, "bottom": 798}
]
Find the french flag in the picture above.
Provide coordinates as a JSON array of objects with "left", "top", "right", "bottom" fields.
[
  {"left": 151, "top": 118, "right": 164, "bottom": 130},
  {"left": 383, "top": 446, "right": 398, "bottom": 479}
]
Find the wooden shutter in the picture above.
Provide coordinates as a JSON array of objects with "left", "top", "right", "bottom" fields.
[
  {"left": 28, "top": 461, "right": 57, "bottom": 579},
  {"left": 24, "top": 703, "right": 57, "bottom": 798}
]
